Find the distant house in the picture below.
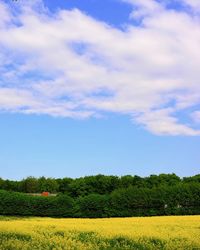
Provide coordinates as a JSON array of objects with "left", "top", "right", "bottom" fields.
[
  {"left": 27, "top": 192, "right": 57, "bottom": 197},
  {"left": 41, "top": 192, "right": 49, "bottom": 197}
]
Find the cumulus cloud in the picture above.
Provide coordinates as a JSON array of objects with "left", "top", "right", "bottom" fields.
[{"left": 0, "top": 0, "right": 200, "bottom": 135}]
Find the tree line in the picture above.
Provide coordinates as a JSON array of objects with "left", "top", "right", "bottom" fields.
[
  {"left": 0, "top": 174, "right": 200, "bottom": 218},
  {"left": 0, "top": 181, "right": 200, "bottom": 218},
  {"left": 1, "top": 173, "right": 200, "bottom": 197}
]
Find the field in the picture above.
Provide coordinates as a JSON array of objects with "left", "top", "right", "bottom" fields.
[{"left": 0, "top": 216, "right": 200, "bottom": 250}]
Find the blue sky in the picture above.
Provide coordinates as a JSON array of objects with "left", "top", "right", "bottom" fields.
[{"left": 0, "top": 0, "right": 200, "bottom": 179}]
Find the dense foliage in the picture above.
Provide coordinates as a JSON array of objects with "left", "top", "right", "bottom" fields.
[
  {"left": 0, "top": 174, "right": 200, "bottom": 217},
  {"left": 1, "top": 173, "right": 198, "bottom": 195}
]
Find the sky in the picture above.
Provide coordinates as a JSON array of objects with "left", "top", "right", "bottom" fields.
[{"left": 0, "top": 0, "right": 200, "bottom": 180}]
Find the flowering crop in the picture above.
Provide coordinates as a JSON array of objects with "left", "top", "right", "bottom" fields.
[{"left": 0, "top": 216, "right": 199, "bottom": 249}]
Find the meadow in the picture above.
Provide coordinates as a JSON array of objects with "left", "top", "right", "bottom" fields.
[{"left": 0, "top": 216, "right": 200, "bottom": 249}]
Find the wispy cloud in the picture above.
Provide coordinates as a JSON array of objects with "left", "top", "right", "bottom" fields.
[
  {"left": 182, "top": 0, "right": 200, "bottom": 11},
  {"left": 0, "top": 0, "right": 200, "bottom": 135}
]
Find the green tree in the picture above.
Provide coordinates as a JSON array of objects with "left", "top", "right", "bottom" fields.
[
  {"left": 21, "top": 176, "right": 39, "bottom": 193},
  {"left": 38, "top": 177, "right": 59, "bottom": 193}
]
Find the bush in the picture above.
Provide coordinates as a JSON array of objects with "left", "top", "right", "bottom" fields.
[
  {"left": 0, "top": 190, "right": 74, "bottom": 217},
  {"left": 75, "top": 194, "right": 110, "bottom": 218},
  {"left": 0, "top": 182, "right": 200, "bottom": 218}
]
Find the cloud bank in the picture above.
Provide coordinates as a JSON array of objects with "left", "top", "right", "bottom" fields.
[{"left": 0, "top": 0, "right": 200, "bottom": 135}]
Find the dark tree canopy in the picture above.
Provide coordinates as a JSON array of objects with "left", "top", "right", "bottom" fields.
[{"left": 0, "top": 173, "right": 199, "bottom": 218}]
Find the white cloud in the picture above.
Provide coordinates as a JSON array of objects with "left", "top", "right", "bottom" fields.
[
  {"left": 135, "top": 108, "right": 200, "bottom": 136},
  {"left": 122, "top": 0, "right": 163, "bottom": 19},
  {"left": 0, "top": 0, "right": 200, "bottom": 135},
  {"left": 182, "top": 0, "right": 200, "bottom": 11},
  {"left": 191, "top": 111, "right": 200, "bottom": 124}
]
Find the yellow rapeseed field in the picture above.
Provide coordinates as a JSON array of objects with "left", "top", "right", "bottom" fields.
[{"left": 0, "top": 215, "right": 200, "bottom": 249}]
